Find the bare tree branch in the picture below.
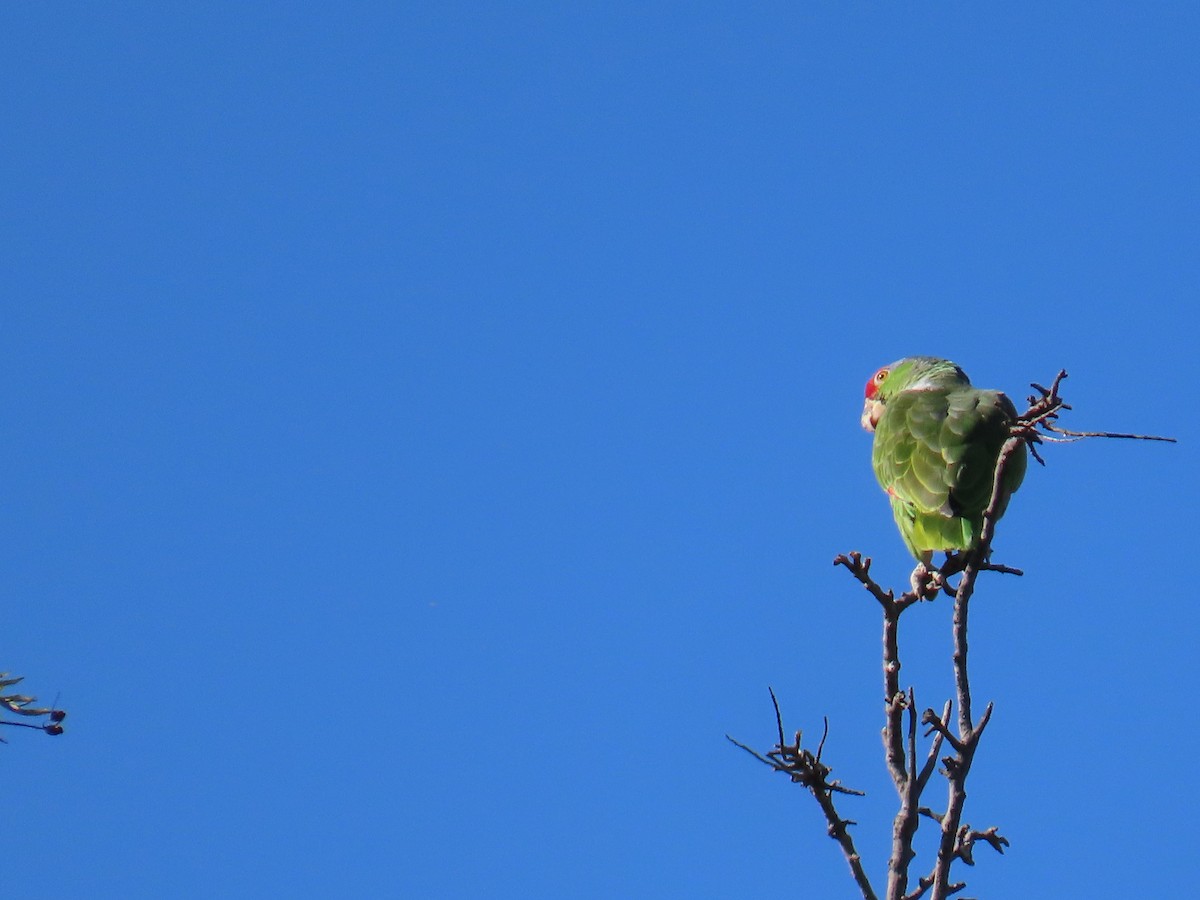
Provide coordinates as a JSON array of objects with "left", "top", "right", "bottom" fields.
[{"left": 726, "top": 691, "right": 876, "bottom": 900}]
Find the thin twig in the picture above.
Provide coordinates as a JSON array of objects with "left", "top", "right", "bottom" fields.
[
  {"left": 834, "top": 552, "right": 899, "bottom": 609},
  {"left": 726, "top": 694, "right": 876, "bottom": 900},
  {"left": 1042, "top": 424, "right": 1175, "bottom": 442},
  {"left": 975, "top": 562, "right": 1023, "bottom": 577},
  {"left": 916, "top": 701, "right": 952, "bottom": 793}
]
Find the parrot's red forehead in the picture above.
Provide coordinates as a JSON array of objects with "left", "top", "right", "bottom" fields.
[{"left": 865, "top": 366, "right": 890, "bottom": 399}]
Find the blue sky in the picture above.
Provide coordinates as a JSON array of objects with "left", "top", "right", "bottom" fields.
[{"left": 2, "top": 3, "right": 1196, "bottom": 897}]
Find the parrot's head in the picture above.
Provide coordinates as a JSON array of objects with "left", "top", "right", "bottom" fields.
[{"left": 860, "top": 357, "right": 969, "bottom": 432}]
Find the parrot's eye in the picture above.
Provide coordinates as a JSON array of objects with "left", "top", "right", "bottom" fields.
[{"left": 865, "top": 367, "right": 889, "bottom": 399}]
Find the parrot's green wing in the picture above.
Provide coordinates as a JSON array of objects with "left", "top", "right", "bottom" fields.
[{"left": 872, "top": 386, "right": 1025, "bottom": 559}]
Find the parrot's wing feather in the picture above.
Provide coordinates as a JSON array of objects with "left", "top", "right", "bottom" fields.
[
  {"left": 873, "top": 389, "right": 955, "bottom": 517},
  {"left": 873, "top": 387, "right": 1026, "bottom": 555},
  {"left": 940, "top": 390, "right": 1025, "bottom": 519}
]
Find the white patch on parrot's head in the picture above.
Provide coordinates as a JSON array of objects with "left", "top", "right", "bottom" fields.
[
  {"left": 904, "top": 381, "right": 935, "bottom": 393},
  {"left": 904, "top": 372, "right": 953, "bottom": 392}
]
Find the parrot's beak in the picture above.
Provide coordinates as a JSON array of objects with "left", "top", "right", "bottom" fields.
[{"left": 861, "top": 398, "right": 883, "bottom": 432}]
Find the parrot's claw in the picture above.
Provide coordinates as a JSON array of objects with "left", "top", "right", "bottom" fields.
[{"left": 909, "top": 562, "right": 942, "bottom": 600}]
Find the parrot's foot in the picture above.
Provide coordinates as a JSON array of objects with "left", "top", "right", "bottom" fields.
[{"left": 909, "top": 562, "right": 942, "bottom": 600}]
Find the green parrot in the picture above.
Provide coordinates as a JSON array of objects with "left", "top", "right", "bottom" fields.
[{"left": 860, "top": 357, "right": 1027, "bottom": 568}]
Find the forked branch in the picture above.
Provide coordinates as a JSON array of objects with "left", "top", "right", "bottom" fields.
[{"left": 726, "top": 689, "right": 876, "bottom": 900}]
